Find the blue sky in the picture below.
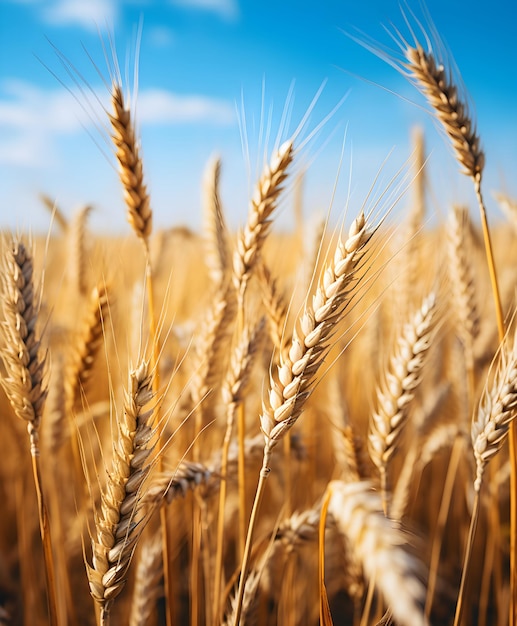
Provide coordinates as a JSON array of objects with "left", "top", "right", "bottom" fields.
[{"left": 1, "top": 0, "right": 516, "bottom": 235}]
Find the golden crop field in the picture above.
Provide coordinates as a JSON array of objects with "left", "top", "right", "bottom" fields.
[{"left": 1, "top": 9, "right": 517, "bottom": 626}]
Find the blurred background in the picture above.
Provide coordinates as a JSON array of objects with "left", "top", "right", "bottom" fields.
[{"left": 0, "top": 0, "right": 516, "bottom": 234}]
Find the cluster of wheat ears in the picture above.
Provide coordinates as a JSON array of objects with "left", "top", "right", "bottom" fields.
[{"left": 1, "top": 10, "right": 517, "bottom": 626}]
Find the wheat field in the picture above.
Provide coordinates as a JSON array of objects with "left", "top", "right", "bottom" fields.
[{"left": 1, "top": 10, "right": 517, "bottom": 626}]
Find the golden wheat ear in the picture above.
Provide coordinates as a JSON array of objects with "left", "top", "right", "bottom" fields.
[
  {"left": 86, "top": 360, "right": 159, "bottom": 626},
  {"left": 0, "top": 237, "right": 58, "bottom": 625},
  {"left": 109, "top": 83, "right": 152, "bottom": 246}
]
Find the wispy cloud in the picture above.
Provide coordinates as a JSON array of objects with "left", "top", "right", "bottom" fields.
[
  {"left": 0, "top": 80, "right": 235, "bottom": 167},
  {"left": 147, "top": 25, "right": 176, "bottom": 48},
  {"left": 169, "top": 0, "right": 239, "bottom": 21},
  {"left": 4, "top": 0, "right": 119, "bottom": 31},
  {"left": 0, "top": 80, "right": 92, "bottom": 167},
  {"left": 43, "top": 0, "right": 118, "bottom": 30},
  {"left": 137, "top": 89, "right": 235, "bottom": 125}
]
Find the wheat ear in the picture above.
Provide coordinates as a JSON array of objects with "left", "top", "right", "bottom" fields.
[
  {"left": 129, "top": 532, "right": 163, "bottom": 626},
  {"left": 67, "top": 204, "right": 92, "bottom": 297},
  {"left": 368, "top": 292, "right": 436, "bottom": 511},
  {"left": 109, "top": 83, "right": 152, "bottom": 245},
  {"left": 203, "top": 155, "right": 230, "bottom": 286},
  {"left": 40, "top": 193, "right": 69, "bottom": 233},
  {"left": 447, "top": 205, "right": 480, "bottom": 394},
  {"left": 454, "top": 328, "right": 517, "bottom": 625},
  {"left": 328, "top": 480, "right": 428, "bottom": 626},
  {"left": 213, "top": 318, "right": 265, "bottom": 623},
  {"left": 190, "top": 284, "right": 236, "bottom": 451},
  {"left": 232, "top": 140, "right": 294, "bottom": 297},
  {"left": 232, "top": 211, "right": 373, "bottom": 625},
  {"left": 231, "top": 138, "right": 294, "bottom": 557},
  {"left": 65, "top": 284, "right": 110, "bottom": 414},
  {"left": 86, "top": 360, "right": 157, "bottom": 625},
  {"left": 0, "top": 238, "right": 58, "bottom": 626},
  {"left": 144, "top": 461, "right": 216, "bottom": 507}
]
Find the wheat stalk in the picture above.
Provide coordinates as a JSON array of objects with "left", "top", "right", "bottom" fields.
[
  {"left": 65, "top": 284, "right": 110, "bottom": 414},
  {"left": 86, "top": 360, "right": 157, "bottom": 625},
  {"left": 67, "top": 204, "right": 92, "bottom": 297},
  {"left": 109, "top": 83, "right": 152, "bottom": 245},
  {"left": 129, "top": 532, "right": 164, "bottom": 626},
  {"left": 0, "top": 237, "right": 58, "bottom": 626},
  {"left": 213, "top": 318, "right": 265, "bottom": 623},
  {"left": 447, "top": 204, "right": 480, "bottom": 394},
  {"left": 232, "top": 211, "right": 373, "bottom": 624},
  {"left": 232, "top": 140, "right": 294, "bottom": 298},
  {"left": 144, "top": 461, "right": 216, "bottom": 506},
  {"left": 472, "top": 329, "right": 517, "bottom": 493},
  {"left": 203, "top": 155, "right": 230, "bottom": 287},
  {"left": 368, "top": 292, "right": 436, "bottom": 509},
  {"left": 454, "top": 328, "right": 517, "bottom": 625},
  {"left": 328, "top": 480, "right": 428, "bottom": 626}
]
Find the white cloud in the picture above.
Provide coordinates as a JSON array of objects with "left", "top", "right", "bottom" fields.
[
  {"left": 0, "top": 80, "right": 235, "bottom": 167},
  {"left": 147, "top": 25, "right": 176, "bottom": 48},
  {"left": 0, "top": 80, "right": 96, "bottom": 167},
  {"left": 137, "top": 89, "right": 235, "bottom": 125},
  {"left": 170, "top": 0, "right": 238, "bottom": 20},
  {"left": 43, "top": 0, "right": 117, "bottom": 31}
]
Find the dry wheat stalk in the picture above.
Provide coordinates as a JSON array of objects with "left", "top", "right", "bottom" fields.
[
  {"left": 67, "top": 204, "right": 92, "bottom": 297},
  {"left": 190, "top": 284, "right": 236, "bottom": 458},
  {"left": 223, "top": 569, "right": 261, "bottom": 626},
  {"left": 86, "top": 360, "right": 157, "bottom": 625},
  {"left": 144, "top": 461, "right": 215, "bottom": 506},
  {"left": 232, "top": 140, "right": 294, "bottom": 297},
  {"left": 221, "top": 317, "right": 265, "bottom": 409},
  {"left": 447, "top": 205, "right": 480, "bottom": 377},
  {"left": 232, "top": 211, "right": 373, "bottom": 625},
  {"left": 400, "top": 37, "right": 484, "bottom": 181},
  {"left": 257, "top": 262, "right": 290, "bottom": 359},
  {"left": 203, "top": 155, "right": 230, "bottom": 286},
  {"left": 472, "top": 328, "right": 517, "bottom": 492},
  {"left": 43, "top": 353, "right": 67, "bottom": 455},
  {"left": 328, "top": 480, "right": 428, "bottom": 626},
  {"left": 190, "top": 284, "right": 236, "bottom": 405},
  {"left": 65, "top": 284, "right": 109, "bottom": 414},
  {"left": 129, "top": 532, "right": 164, "bottom": 626},
  {"left": 368, "top": 292, "right": 436, "bottom": 502},
  {"left": 109, "top": 83, "right": 152, "bottom": 244},
  {"left": 214, "top": 317, "right": 266, "bottom": 619},
  {"left": 39, "top": 193, "right": 69, "bottom": 233},
  {"left": 0, "top": 237, "right": 58, "bottom": 625},
  {"left": 260, "top": 211, "right": 373, "bottom": 454},
  {"left": 1, "top": 239, "right": 47, "bottom": 436}
]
